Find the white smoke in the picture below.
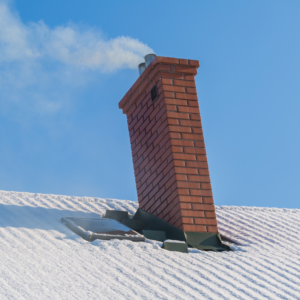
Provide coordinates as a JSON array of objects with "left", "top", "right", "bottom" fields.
[{"left": 0, "top": 1, "right": 154, "bottom": 114}]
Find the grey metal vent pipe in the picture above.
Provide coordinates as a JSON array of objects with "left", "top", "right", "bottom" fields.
[
  {"left": 138, "top": 63, "right": 146, "bottom": 76},
  {"left": 144, "top": 54, "right": 156, "bottom": 67}
]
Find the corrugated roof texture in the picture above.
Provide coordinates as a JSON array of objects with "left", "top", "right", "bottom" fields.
[{"left": 0, "top": 190, "right": 299, "bottom": 299}]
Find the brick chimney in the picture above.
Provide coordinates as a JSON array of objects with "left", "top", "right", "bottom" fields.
[{"left": 119, "top": 56, "right": 218, "bottom": 234}]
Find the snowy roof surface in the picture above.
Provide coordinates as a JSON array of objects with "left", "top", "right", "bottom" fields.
[{"left": 0, "top": 190, "right": 299, "bottom": 300}]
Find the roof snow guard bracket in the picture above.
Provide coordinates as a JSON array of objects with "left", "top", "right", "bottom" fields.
[{"left": 61, "top": 217, "right": 145, "bottom": 242}]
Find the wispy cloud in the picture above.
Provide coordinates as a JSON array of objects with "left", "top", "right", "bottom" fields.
[{"left": 0, "top": 1, "right": 153, "bottom": 114}]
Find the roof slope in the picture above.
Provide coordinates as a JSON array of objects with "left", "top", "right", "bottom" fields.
[{"left": 0, "top": 190, "right": 299, "bottom": 300}]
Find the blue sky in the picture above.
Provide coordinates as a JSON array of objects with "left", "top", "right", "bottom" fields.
[{"left": 0, "top": 0, "right": 299, "bottom": 208}]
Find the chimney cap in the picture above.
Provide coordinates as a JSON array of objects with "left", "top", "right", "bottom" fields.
[
  {"left": 138, "top": 62, "right": 146, "bottom": 76},
  {"left": 144, "top": 53, "right": 156, "bottom": 67}
]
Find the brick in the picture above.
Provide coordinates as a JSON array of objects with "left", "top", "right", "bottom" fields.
[
  {"left": 185, "top": 161, "right": 208, "bottom": 168},
  {"left": 166, "top": 111, "right": 189, "bottom": 119},
  {"left": 188, "top": 175, "right": 211, "bottom": 183},
  {"left": 178, "top": 106, "right": 200, "bottom": 114},
  {"left": 176, "top": 93, "right": 198, "bottom": 101},
  {"left": 173, "top": 160, "right": 185, "bottom": 167},
  {"left": 149, "top": 64, "right": 169, "bottom": 82},
  {"left": 173, "top": 153, "right": 196, "bottom": 161},
  {"left": 186, "top": 87, "right": 197, "bottom": 94},
  {"left": 201, "top": 183, "right": 212, "bottom": 190},
  {"left": 182, "top": 224, "right": 206, "bottom": 232},
  {"left": 171, "top": 146, "right": 183, "bottom": 153},
  {"left": 149, "top": 105, "right": 160, "bottom": 121},
  {"left": 141, "top": 130, "right": 155, "bottom": 146},
  {"left": 179, "top": 202, "right": 192, "bottom": 210},
  {"left": 163, "top": 91, "right": 175, "bottom": 98},
  {"left": 190, "top": 189, "right": 213, "bottom": 197},
  {"left": 180, "top": 120, "right": 202, "bottom": 127},
  {"left": 148, "top": 118, "right": 161, "bottom": 134},
  {"left": 159, "top": 72, "right": 184, "bottom": 80},
  {"left": 181, "top": 133, "right": 204, "bottom": 141},
  {"left": 169, "top": 126, "right": 191, "bottom": 133},
  {"left": 207, "top": 226, "right": 218, "bottom": 233},
  {"left": 188, "top": 100, "right": 199, "bottom": 107},
  {"left": 181, "top": 210, "right": 205, "bottom": 217},
  {"left": 166, "top": 191, "right": 179, "bottom": 207},
  {"left": 152, "top": 132, "right": 164, "bottom": 149},
  {"left": 131, "top": 103, "right": 143, "bottom": 120},
  {"left": 196, "top": 155, "right": 208, "bottom": 162},
  {"left": 169, "top": 132, "right": 180, "bottom": 139},
  {"left": 175, "top": 65, "right": 197, "bottom": 75},
  {"left": 163, "top": 161, "right": 175, "bottom": 177},
  {"left": 175, "top": 174, "right": 187, "bottom": 181},
  {"left": 162, "top": 85, "right": 185, "bottom": 93},
  {"left": 152, "top": 172, "right": 164, "bottom": 188},
  {"left": 156, "top": 57, "right": 179, "bottom": 65},
  {"left": 183, "top": 147, "right": 206, "bottom": 155},
  {"left": 189, "top": 60, "right": 200, "bottom": 68},
  {"left": 194, "top": 141, "right": 205, "bottom": 148},
  {"left": 165, "top": 104, "right": 177, "bottom": 111},
  {"left": 164, "top": 98, "right": 187, "bottom": 106},
  {"left": 154, "top": 160, "right": 168, "bottom": 175},
  {"left": 203, "top": 197, "right": 214, "bottom": 204},
  {"left": 184, "top": 75, "right": 195, "bottom": 81},
  {"left": 178, "top": 195, "right": 203, "bottom": 203},
  {"left": 192, "top": 127, "right": 203, "bottom": 134},
  {"left": 132, "top": 141, "right": 142, "bottom": 157},
  {"left": 138, "top": 156, "right": 150, "bottom": 172},
  {"left": 135, "top": 117, "right": 149, "bottom": 133},
  {"left": 144, "top": 157, "right": 155, "bottom": 172},
  {"left": 192, "top": 204, "right": 215, "bottom": 211},
  {"left": 143, "top": 103, "right": 154, "bottom": 120},
  {"left": 161, "top": 78, "right": 173, "bottom": 85},
  {"left": 143, "top": 183, "right": 157, "bottom": 198},
  {"left": 137, "top": 105, "right": 149, "bottom": 121},
  {"left": 146, "top": 171, "right": 159, "bottom": 187},
  {"left": 178, "top": 189, "right": 189, "bottom": 195},
  {"left": 137, "top": 181, "right": 148, "bottom": 196},
  {"left": 158, "top": 133, "right": 171, "bottom": 149},
  {"left": 198, "top": 169, "right": 210, "bottom": 176},
  {"left": 179, "top": 59, "right": 189, "bottom": 65},
  {"left": 174, "top": 80, "right": 196, "bottom": 87},
  {"left": 182, "top": 217, "right": 194, "bottom": 224},
  {"left": 174, "top": 167, "right": 198, "bottom": 175},
  {"left": 153, "top": 186, "right": 166, "bottom": 200},
  {"left": 177, "top": 181, "right": 200, "bottom": 189},
  {"left": 194, "top": 218, "right": 217, "bottom": 225},
  {"left": 167, "top": 118, "right": 180, "bottom": 125},
  {"left": 205, "top": 211, "right": 216, "bottom": 218},
  {"left": 154, "top": 145, "right": 170, "bottom": 162},
  {"left": 135, "top": 168, "right": 145, "bottom": 182},
  {"left": 170, "top": 139, "right": 194, "bottom": 147},
  {"left": 155, "top": 106, "right": 167, "bottom": 122},
  {"left": 190, "top": 114, "right": 201, "bottom": 121},
  {"left": 133, "top": 117, "right": 144, "bottom": 133}
]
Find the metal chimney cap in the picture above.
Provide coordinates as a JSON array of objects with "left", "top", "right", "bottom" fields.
[
  {"left": 144, "top": 53, "right": 156, "bottom": 67},
  {"left": 138, "top": 62, "right": 146, "bottom": 76}
]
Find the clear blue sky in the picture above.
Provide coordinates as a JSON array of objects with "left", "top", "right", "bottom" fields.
[{"left": 0, "top": 0, "right": 299, "bottom": 208}]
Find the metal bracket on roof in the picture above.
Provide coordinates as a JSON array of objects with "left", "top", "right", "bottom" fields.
[{"left": 132, "top": 209, "right": 231, "bottom": 252}]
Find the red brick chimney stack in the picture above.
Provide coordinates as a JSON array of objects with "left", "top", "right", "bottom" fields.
[{"left": 119, "top": 56, "right": 218, "bottom": 234}]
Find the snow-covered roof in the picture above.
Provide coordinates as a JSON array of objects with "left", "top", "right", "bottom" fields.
[{"left": 0, "top": 190, "right": 299, "bottom": 299}]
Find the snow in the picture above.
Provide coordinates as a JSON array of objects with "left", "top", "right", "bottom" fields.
[{"left": 0, "top": 190, "right": 299, "bottom": 299}]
